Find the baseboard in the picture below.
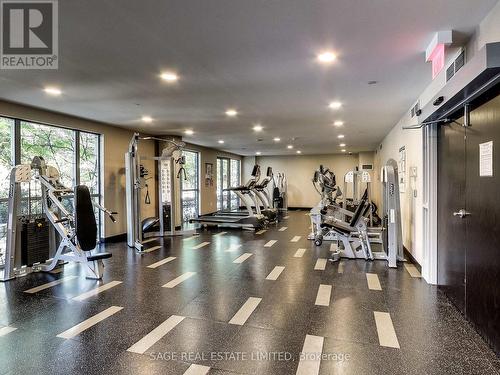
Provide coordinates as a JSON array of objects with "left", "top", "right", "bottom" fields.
[
  {"left": 403, "top": 246, "right": 422, "bottom": 272},
  {"left": 288, "top": 207, "right": 312, "bottom": 211},
  {"left": 101, "top": 233, "right": 127, "bottom": 243}
]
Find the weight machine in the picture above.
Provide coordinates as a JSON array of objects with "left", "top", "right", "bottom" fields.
[
  {"left": 309, "top": 162, "right": 404, "bottom": 268},
  {"left": 125, "top": 133, "right": 195, "bottom": 252},
  {"left": 0, "top": 157, "right": 116, "bottom": 281}
]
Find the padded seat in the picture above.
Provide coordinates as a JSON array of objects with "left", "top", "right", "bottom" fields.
[{"left": 321, "top": 222, "right": 353, "bottom": 236}]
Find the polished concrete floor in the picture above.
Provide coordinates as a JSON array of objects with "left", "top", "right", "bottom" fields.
[{"left": 0, "top": 210, "right": 499, "bottom": 375}]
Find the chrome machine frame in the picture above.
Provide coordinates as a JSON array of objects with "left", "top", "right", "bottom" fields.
[{"left": 125, "top": 133, "right": 195, "bottom": 252}]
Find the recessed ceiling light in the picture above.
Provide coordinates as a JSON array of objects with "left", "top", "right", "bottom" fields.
[
  {"left": 337, "top": 134, "right": 345, "bottom": 139},
  {"left": 341, "top": 149, "right": 346, "bottom": 153},
  {"left": 296, "top": 150, "right": 302, "bottom": 154},
  {"left": 160, "top": 71, "right": 179, "bottom": 82},
  {"left": 44, "top": 87, "right": 62, "bottom": 96},
  {"left": 218, "top": 140, "right": 224, "bottom": 144},
  {"left": 339, "top": 143, "right": 346, "bottom": 147},
  {"left": 317, "top": 51, "right": 337, "bottom": 64},
  {"left": 256, "top": 151, "right": 261, "bottom": 155},
  {"left": 225, "top": 109, "right": 238, "bottom": 117},
  {"left": 287, "top": 145, "right": 293, "bottom": 149},
  {"left": 333, "top": 121, "right": 344, "bottom": 126},
  {"left": 273, "top": 137, "right": 281, "bottom": 142},
  {"left": 141, "top": 116, "right": 153, "bottom": 123},
  {"left": 329, "top": 101, "right": 342, "bottom": 110},
  {"left": 253, "top": 124, "right": 263, "bottom": 132},
  {"left": 184, "top": 130, "right": 194, "bottom": 135}
]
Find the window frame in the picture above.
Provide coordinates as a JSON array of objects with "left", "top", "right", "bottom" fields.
[
  {"left": 0, "top": 114, "right": 103, "bottom": 238},
  {"left": 180, "top": 149, "right": 200, "bottom": 223}
]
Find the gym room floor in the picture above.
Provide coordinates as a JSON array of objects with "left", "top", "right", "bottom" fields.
[{"left": 1, "top": 211, "right": 499, "bottom": 375}]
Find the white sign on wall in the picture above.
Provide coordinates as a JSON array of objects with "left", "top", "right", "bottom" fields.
[{"left": 479, "top": 141, "right": 493, "bottom": 177}]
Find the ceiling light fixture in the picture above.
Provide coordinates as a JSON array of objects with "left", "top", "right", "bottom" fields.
[
  {"left": 218, "top": 140, "right": 224, "bottom": 144},
  {"left": 333, "top": 121, "right": 344, "bottom": 127},
  {"left": 256, "top": 151, "right": 261, "bottom": 155},
  {"left": 317, "top": 51, "right": 337, "bottom": 64},
  {"left": 44, "top": 87, "right": 62, "bottom": 96},
  {"left": 287, "top": 145, "right": 293, "bottom": 149},
  {"left": 296, "top": 150, "right": 302, "bottom": 154},
  {"left": 141, "top": 116, "right": 153, "bottom": 123},
  {"left": 160, "top": 71, "right": 179, "bottom": 82},
  {"left": 341, "top": 149, "right": 346, "bottom": 153},
  {"left": 225, "top": 109, "right": 238, "bottom": 117},
  {"left": 184, "top": 130, "right": 194, "bottom": 135},
  {"left": 337, "top": 134, "right": 345, "bottom": 139},
  {"left": 273, "top": 137, "right": 281, "bottom": 142},
  {"left": 253, "top": 124, "right": 263, "bottom": 132},
  {"left": 329, "top": 101, "right": 342, "bottom": 110},
  {"left": 339, "top": 143, "right": 346, "bottom": 147}
]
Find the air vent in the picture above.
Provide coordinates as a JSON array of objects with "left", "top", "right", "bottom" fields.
[
  {"left": 410, "top": 101, "right": 420, "bottom": 118},
  {"left": 446, "top": 48, "right": 466, "bottom": 83}
]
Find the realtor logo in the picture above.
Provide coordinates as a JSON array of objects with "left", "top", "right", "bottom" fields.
[{"left": 1, "top": 0, "right": 58, "bottom": 69}]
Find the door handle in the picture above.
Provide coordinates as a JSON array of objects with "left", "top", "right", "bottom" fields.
[{"left": 453, "top": 209, "right": 471, "bottom": 218}]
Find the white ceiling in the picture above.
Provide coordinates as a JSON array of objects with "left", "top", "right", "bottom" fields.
[{"left": 0, "top": 0, "right": 498, "bottom": 155}]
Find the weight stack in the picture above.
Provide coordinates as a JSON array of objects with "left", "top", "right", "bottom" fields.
[{"left": 21, "top": 218, "right": 50, "bottom": 266}]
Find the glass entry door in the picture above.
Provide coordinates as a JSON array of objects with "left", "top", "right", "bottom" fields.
[{"left": 217, "top": 158, "right": 240, "bottom": 211}]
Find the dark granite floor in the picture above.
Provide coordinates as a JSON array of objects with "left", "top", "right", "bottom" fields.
[{"left": 0, "top": 210, "right": 499, "bottom": 375}]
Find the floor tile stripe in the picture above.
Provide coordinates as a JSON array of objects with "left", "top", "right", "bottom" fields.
[
  {"left": 314, "top": 258, "right": 327, "bottom": 271},
  {"left": 213, "top": 232, "right": 227, "bottom": 237},
  {"left": 233, "top": 253, "right": 253, "bottom": 264},
  {"left": 294, "top": 248, "right": 306, "bottom": 257},
  {"left": 330, "top": 243, "right": 338, "bottom": 252},
  {"left": 283, "top": 216, "right": 290, "bottom": 219},
  {"left": 72, "top": 281, "right": 122, "bottom": 301},
  {"left": 264, "top": 240, "right": 277, "bottom": 247},
  {"left": 315, "top": 284, "right": 332, "bottom": 306},
  {"left": 265, "top": 266, "right": 285, "bottom": 280},
  {"left": 24, "top": 276, "right": 78, "bottom": 294},
  {"left": 255, "top": 229, "right": 267, "bottom": 235},
  {"left": 127, "top": 315, "right": 185, "bottom": 354},
  {"left": 224, "top": 244, "right": 242, "bottom": 252},
  {"left": 279, "top": 227, "right": 288, "bottom": 231},
  {"left": 229, "top": 297, "right": 262, "bottom": 325},
  {"left": 143, "top": 245, "right": 162, "bottom": 253},
  {"left": 147, "top": 256, "right": 177, "bottom": 269},
  {"left": 183, "top": 235, "right": 199, "bottom": 242},
  {"left": 162, "top": 272, "right": 197, "bottom": 288},
  {"left": 291, "top": 236, "right": 301, "bottom": 242},
  {"left": 0, "top": 326, "right": 17, "bottom": 337},
  {"left": 404, "top": 263, "right": 421, "bottom": 278},
  {"left": 366, "top": 273, "right": 382, "bottom": 290},
  {"left": 192, "top": 242, "right": 210, "bottom": 249},
  {"left": 183, "top": 364, "right": 210, "bottom": 375},
  {"left": 57, "top": 306, "right": 123, "bottom": 339},
  {"left": 337, "top": 261, "right": 344, "bottom": 274},
  {"left": 141, "top": 238, "right": 158, "bottom": 244},
  {"left": 374, "top": 311, "right": 400, "bottom": 349},
  {"left": 296, "top": 334, "right": 324, "bottom": 375}
]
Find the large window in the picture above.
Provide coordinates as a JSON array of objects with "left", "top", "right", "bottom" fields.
[
  {"left": 217, "top": 157, "right": 241, "bottom": 211},
  {"left": 0, "top": 116, "right": 102, "bottom": 261},
  {"left": 180, "top": 150, "right": 199, "bottom": 223}
]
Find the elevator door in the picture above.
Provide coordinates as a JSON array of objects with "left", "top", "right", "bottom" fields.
[
  {"left": 437, "top": 119, "right": 466, "bottom": 312},
  {"left": 438, "top": 93, "right": 500, "bottom": 355},
  {"left": 465, "top": 95, "right": 500, "bottom": 352}
]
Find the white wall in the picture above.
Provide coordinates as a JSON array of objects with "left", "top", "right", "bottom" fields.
[
  {"left": 374, "top": 0, "right": 500, "bottom": 268},
  {"left": 243, "top": 153, "right": 374, "bottom": 208}
]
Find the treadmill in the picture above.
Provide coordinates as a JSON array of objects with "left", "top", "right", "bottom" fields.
[{"left": 189, "top": 165, "right": 267, "bottom": 229}]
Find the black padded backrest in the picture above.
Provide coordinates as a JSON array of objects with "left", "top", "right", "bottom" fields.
[
  {"left": 266, "top": 166, "right": 273, "bottom": 177},
  {"left": 349, "top": 198, "right": 367, "bottom": 226},
  {"left": 74, "top": 185, "right": 97, "bottom": 251}
]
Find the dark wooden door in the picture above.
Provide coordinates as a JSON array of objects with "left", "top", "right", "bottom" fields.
[
  {"left": 438, "top": 119, "right": 467, "bottom": 312},
  {"left": 465, "top": 95, "right": 500, "bottom": 353}
]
